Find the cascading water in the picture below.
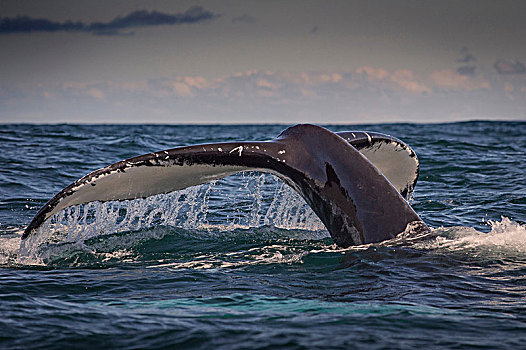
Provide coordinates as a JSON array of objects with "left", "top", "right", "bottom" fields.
[{"left": 18, "top": 172, "right": 327, "bottom": 264}]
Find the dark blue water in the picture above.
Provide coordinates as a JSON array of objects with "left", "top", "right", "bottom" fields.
[{"left": 0, "top": 122, "right": 525, "bottom": 349}]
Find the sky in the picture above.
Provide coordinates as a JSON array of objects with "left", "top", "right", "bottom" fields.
[{"left": 1, "top": 0, "right": 525, "bottom": 124}]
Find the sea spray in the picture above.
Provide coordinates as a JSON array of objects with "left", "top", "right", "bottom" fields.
[
  {"left": 17, "top": 172, "right": 326, "bottom": 264},
  {"left": 413, "top": 217, "right": 526, "bottom": 254}
]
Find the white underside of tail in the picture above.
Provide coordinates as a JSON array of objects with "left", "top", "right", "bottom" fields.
[
  {"left": 46, "top": 140, "right": 417, "bottom": 222},
  {"left": 358, "top": 141, "right": 418, "bottom": 197}
]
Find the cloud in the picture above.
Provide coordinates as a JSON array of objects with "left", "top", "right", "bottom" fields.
[
  {"left": 457, "top": 66, "right": 476, "bottom": 76},
  {"left": 356, "top": 67, "right": 429, "bottom": 93},
  {"left": 0, "top": 6, "right": 218, "bottom": 35},
  {"left": 0, "top": 16, "right": 84, "bottom": 33},
  {"left": 162, "top": 76, "right": 210, "bottom": 97},
  {"left": 457, "top": 47, "right": 477, "bottom": 63},
  {"left": 86, "top": 88, "right": 105, "bottom": 99},
  {"left": 494, "top": 60, "right": 526, "bottom": 75},
  {"left": 231, "top": 14, "right": 256, "bottom": 24},
  {"left": 389, "top": 70, "right": 430, "bottom": 94},
  {"left": 455, "top": 48, "right": 477, "bottom": 76},
  {"left": 3, "top": 67, "right": 525, "bottom": 123},
  {"left": 457, "top": 54, "right": 476, "bottom": 63},
  {"left": 430, "top": 69, "right": 490, "bottom": 90},
  {"left": 356, "top": 66, "right": 389, "bottom": 80}
]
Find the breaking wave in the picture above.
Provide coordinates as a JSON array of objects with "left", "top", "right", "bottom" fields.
[{"left": 416, "top": 217, "right": 526, "bottom": 254}]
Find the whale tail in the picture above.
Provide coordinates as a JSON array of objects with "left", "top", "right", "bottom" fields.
[{"left": 23, "top": 124, "right": 427, "bottom": 247}]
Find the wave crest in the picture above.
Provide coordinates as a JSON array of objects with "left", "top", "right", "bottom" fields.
[{"left": 417, "top": 217, "right": 526, "bottom": 254}]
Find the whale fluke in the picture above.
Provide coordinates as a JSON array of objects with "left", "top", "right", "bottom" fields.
[{"left": 22, "top": 124, "right": 427, "bottom": 247}]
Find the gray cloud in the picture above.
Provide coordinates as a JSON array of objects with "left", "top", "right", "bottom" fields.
[
  {"left": 457, "top": 54, "right": 476, "bottom": 63},
  {"left": 457, "top": 47, "right": 476, "bottom": 63},
  {"left": 456, "top": 47, "right": 477, "bottom": 76},
  {"left": 231, "top": 14, "right": 256, "bottom": 24},
  {"left": 457, "top": 66, "right": 476, "bottom": 76},
  {"left": 0, "top": 6, "right": 218, "bottom": 35},
  {"left": 0, "top": 16, "right": 84, "bottom": 33},
  {"left": 494, "top": 60, "right": 526, "bottom": 75}
]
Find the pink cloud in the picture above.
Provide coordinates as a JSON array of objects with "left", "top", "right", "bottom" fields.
[
  {"left": 430, "top": 69, "right": 490, "bottom": 90},
  {"left": 390, "top": 70, "right": 429, "bottom": 94},
  {"left": 86, "top": 88, "right": 105, "bottom": 99},
  {"left": 182, "top": 76, "right": 209, "bottom": 89},
  {"left": 117, "top": 81, "right": 149, "bottom": 92},
  {"left": 158, "top": 76, "right": 211, "bottom": 97},
  {"left": 12, "top": 65, "right": 521, "bottom": 124},
  {"left": 356, "top": 66, "right": 389, "bottom": 80},
  {"left": 256, "top": 78, "right": 276, "bottom": 89},
  {"left": 356, "top": 67, "right": 429, "bottom": 93},
  {"left": 167, "top": 81, "right": 193, "bottom": 97}
]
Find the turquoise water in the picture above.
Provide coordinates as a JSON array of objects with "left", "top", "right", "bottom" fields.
[{"left": 0, "top": 122, "right": 525, "bottom": 349}]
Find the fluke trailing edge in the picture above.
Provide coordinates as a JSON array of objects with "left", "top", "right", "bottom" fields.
[{"left": 23, "top": 124, "right": 428, "bottom": 247}]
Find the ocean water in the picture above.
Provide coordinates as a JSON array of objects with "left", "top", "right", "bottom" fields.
[{"left": 0, "top": 121, "right": 525, "bottom": 349}]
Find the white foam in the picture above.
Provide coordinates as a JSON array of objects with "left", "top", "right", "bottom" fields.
[
  {"left": 415, "top": 217, "right": 526, "bottom": 254},
  {"left": 0, "top": 236, "right": 23, "bottom": 265},
  {"left": 149, "top": 244, "right": 310, "bottom": 270}
]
